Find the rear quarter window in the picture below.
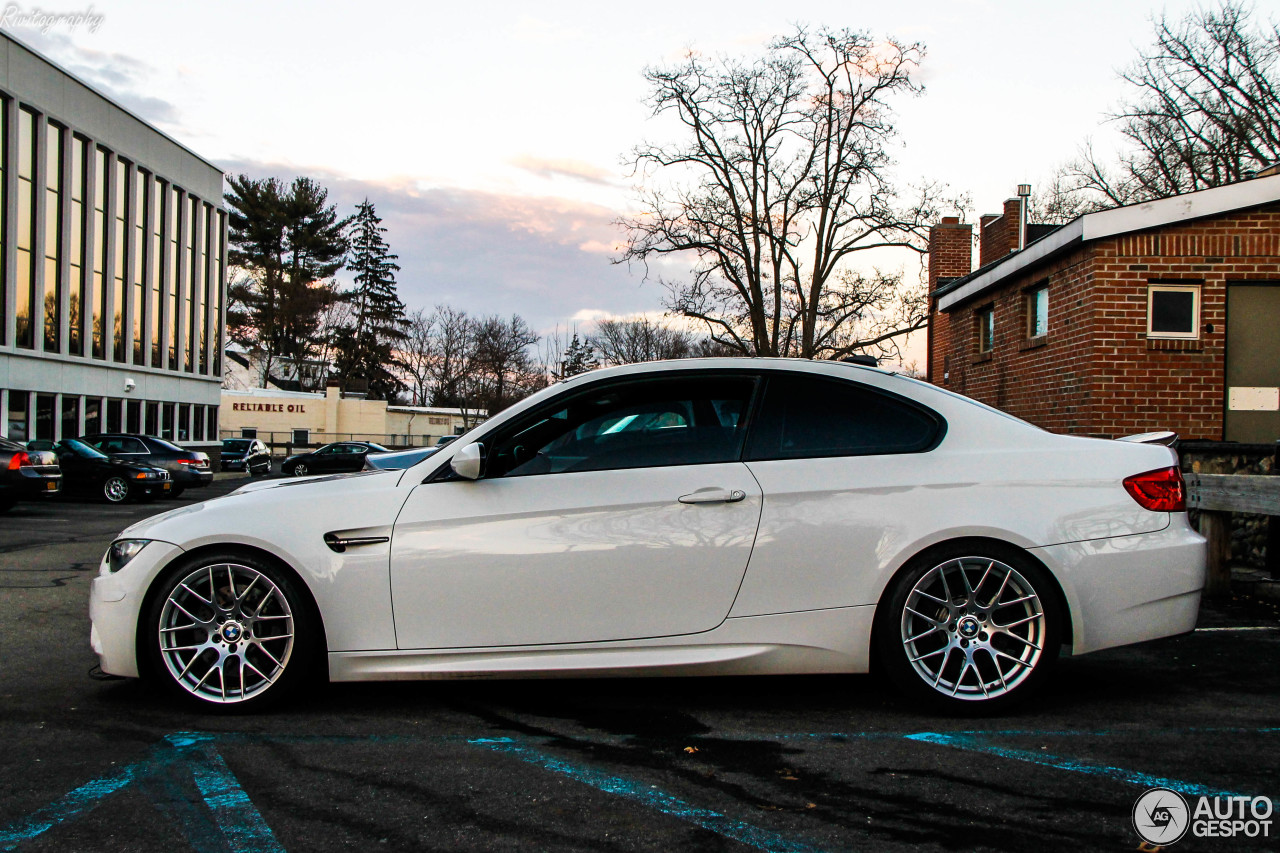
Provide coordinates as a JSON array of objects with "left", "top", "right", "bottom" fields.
[{"left": 745, "top": 374, "right": 944, "bottom": 460}]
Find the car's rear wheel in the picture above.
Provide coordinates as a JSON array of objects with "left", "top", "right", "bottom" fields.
[
  {"left": 142, "top": 553, "right": 319, "bottom": 711},
  {"left": 877, "top": 543, "right": 1062, "bottom": 713},
  {"left": 102, "top": 476, "right": 130, "bottom": 504}
]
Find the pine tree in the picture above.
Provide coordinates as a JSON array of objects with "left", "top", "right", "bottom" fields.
[
  {"left": 558, "top": 333, "right": 598, "bottom": 378},
  {"left": 333, "top": 200, "right": 408, "bottom": 399},
  {"left": 226, "top": 175, "right": 347, "bottom": 389}
]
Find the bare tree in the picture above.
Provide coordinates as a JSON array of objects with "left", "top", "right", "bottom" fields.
[
  {"left": 589, "top": 317, "right": 695, "bottom": 365},
  {"left": 619, "top": 26, "right": 957, "bottom": 360},
  {"left": 399, "top": 307, "right": 436, "bottom": 407},
  {"left": 469, "top": 315, "right": 542, "bottom": 415},
  {"left": 1062, "top": 2, "right": 1280, "bottom": 206}
]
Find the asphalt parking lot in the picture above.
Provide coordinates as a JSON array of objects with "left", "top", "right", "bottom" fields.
[{"left": 1, "top": 480, "right": 1278, "bottom": 852}]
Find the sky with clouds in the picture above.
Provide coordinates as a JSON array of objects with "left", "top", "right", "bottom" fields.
[{"left": 2, "top": 0, "right": 1216, "bottom": 363}]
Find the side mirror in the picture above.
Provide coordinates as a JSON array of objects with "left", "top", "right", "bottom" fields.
[{"left": 450, "top": 443, "right": 484, "bottom": 480}]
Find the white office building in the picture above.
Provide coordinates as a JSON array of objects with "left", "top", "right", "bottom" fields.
[{"left": 0, "top": 31, "right": 226, "bottom": 451}]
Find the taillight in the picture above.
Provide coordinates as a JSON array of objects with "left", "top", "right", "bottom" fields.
[
  {"left": 8, "top": 451, "right": 30, "bottom": 470},
  {"left": 1123, "top": 466, "right": 1186, "bottom": 512},
  {"left": 175, "top": 458, "right": 199, "bottom": 465}
]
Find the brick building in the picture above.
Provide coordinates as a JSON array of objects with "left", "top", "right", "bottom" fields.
[{"left": 926, "top": 176, "right": 1280, "bottom": 442}]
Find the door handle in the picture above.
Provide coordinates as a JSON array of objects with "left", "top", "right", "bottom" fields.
[{"left": 678, "top": 488, "right": 747, "bottom": 504}]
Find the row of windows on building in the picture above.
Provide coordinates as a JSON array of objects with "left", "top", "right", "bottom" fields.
[
  {"left": 0, "top": 92, "right": 226, "bottom": 375},
  {"left": 974, "top": 282, "right": 1202, "bottom": 354},
  {"left": 3, "top": 389, "right": 218, "bottom": 443}
]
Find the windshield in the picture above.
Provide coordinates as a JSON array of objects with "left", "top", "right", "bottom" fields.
[
  {"left": 149, "top": 438, "right": 186, "bottom": 452},
  {"left": 223, "top": 439, "right": 251, "bottom": 451},
  {"left": 58, "top": 439, "right": 109, "bottom": 460}
]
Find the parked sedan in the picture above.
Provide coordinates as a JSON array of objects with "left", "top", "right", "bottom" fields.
[
  {"left": 363, "top": 446, "right": 438, "bottom": 471},
  {"left": 220, "top": 438, "right": 272, "bottom": 476},
  {"left": 281, "top": 441, "right": 389, "bottom": 476},
  {"left": 90, "top": 358, "right": 1206, "bottom": 713},
  {"left": 54, "top": 439, "right": 171, "bottom": 503},
  {"left": 0, "top": 438, "right": 60, "bottom": 512},
  {"left": 80, "top": 434, "right": 213, "bottom": 497}
]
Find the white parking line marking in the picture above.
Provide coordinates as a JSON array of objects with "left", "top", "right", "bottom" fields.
[{"left": 1195, "top": 626, "right": 1278, "bottom": 632}]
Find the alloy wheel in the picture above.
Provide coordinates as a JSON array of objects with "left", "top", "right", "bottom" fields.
[
  {"left": 156, "top": 562, "right": 295, "bottom": 704},
  {"left": 102, "top": 476, "right": 129, "bottom": 503},
  {"left": 899, "top": 556, "right": 1047, "bottom": 701},
  {"left": 293, "top": 463, "right": 308, "bottom": 476}
]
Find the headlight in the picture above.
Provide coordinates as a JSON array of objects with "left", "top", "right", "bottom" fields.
[{"left": 106, "top": 539, "right": 150, "bottom": 573}]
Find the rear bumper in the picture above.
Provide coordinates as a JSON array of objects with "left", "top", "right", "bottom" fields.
[
  {"left": 2, "top": 469, "right": 61, "bottom": 498},
  {"left": 173, "top": 469, "right": 214, "bottom": 487},
  {"left": 1032, "top": 516, "right": 1207, "bottom": 656}
]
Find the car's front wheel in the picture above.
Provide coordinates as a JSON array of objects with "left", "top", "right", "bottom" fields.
[
  {"left": 142, "top": 552, "right": 320, "bottom": 711},
  {"left": 877, "top": 543, "right": 1062, "bottom": 713},
  {"left": 292, "top": 463, "right": 308, "bottom": 476},
  {"left": 102, "top": 476, "right": 130, "bottom": 504}
]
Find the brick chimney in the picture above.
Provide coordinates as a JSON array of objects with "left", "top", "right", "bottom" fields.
[
  {"left": 978, "top": 194, "right": 1028, "bottom": 267},
  {"left": 926, "top": 216, "right": 973, "bottom": 385}
]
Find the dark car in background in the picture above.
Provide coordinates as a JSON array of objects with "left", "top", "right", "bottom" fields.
[
  {"left": 53, "top": 439, "right": 171, "bottom": 503},
  {"left": 362, "top": 446, "right": 438, "bottom": 471},
  {"left": 282, "top": 441, "right": 389, "bottom": 476},
  {"left": 80, "top": 434, "right": 213, "bottom": 497},
  {"left": 220, "top": 438, "right": 271, "bottom": 476},
  {"left": 0, "top": 439, "right": 60, "bottom": 512}
]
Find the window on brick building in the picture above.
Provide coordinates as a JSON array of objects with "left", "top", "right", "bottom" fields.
[
  {"left": 1147, "top": 284, "right": 1200, "bottom": 339},
  {"left": 976, "top": 305, "right": 994, "bottom": 353},
  {"left": 1026, "top": 283, "right": 1048, "bottom": 338}
]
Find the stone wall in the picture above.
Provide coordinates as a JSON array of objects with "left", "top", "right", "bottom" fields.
[{"left": 1179, "top": 441, "right": 1277, "bottom": 569}]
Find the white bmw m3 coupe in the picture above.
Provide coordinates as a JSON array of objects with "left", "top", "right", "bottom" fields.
[{"left": 90, "top": 358, "right": 1206, "bottom": 712}]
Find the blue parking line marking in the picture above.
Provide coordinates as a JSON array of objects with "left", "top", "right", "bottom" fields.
[
  {"left": 906, "top": 731, "right": 1279, "bottom": 808},
  {"left": 183, "top": 736, "right": 286, "bottom": 853},
  {"left": 468, "top": 736, "right": 825, "bottom": 853},
  {"left": 0, "top": 760, "right": 147, "bottom": 851},
  {"left": 0, "top": 732, "right": 283, "bottom": 853}
]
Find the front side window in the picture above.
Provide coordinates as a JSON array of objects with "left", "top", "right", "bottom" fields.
[
  {"left": 486, "top": 375, "right": 756, "bottom": 478},
  {"left": 1026, "top": 283, "right": 1048, "bottom": 338},
  {"left": 745, "top": 374, "right": 942, "bottom": 461},
  {"left": 976, "top": 305, "right": 994, "bottom": 353},
  {"left": 1148, "top": 284, "right": 1200, "bottom": 339}
]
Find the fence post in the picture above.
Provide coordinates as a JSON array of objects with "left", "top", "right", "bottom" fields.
[{"left": 1199, "top": 510, "right": 1233, "bottom": 597}]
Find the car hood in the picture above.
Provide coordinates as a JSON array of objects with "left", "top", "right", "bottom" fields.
[
  {"left": 103, "top": 457, "right": 162, "bottom": 473},
  {"left": 119, "top": 468, "right": 404, "bottom": 545}
]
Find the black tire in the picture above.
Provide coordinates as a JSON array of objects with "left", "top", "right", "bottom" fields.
[
  {"left": 102, "top": 476, "right": 130, "bottom": 504},
  {"left": 292, "top": 463, "right": 308, "bottom": 477},
  {"left": 168, "top": 485, "right": 185, "bottom": 499},
  {"left": 875, "top": 541, "right": 1063, "bottom": 714},
  {"left": 0, "top": 497, "right": 15, "bottom": 513},
  {"left": 141, "top": 550, "right": 322, "bottom": 712}
]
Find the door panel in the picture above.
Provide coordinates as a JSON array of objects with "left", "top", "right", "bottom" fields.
[
  {"left": 390, "top": 463, "right": 762, "bottom": 649},
  {"left": 1226, "top": 283, "right": 1280, "bottom": 442}
]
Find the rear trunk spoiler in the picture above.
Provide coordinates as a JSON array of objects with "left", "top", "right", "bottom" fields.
[{"left": 1116, "top": 430, "right": 1178, "bottom": 447}]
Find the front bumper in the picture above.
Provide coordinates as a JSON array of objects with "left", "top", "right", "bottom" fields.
[
  {"left": 89, "top": 539, "right": 186, "bottom": 678},
  {"left": 1032, "top": 515, "right": 1207, "bottom": 656}
]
